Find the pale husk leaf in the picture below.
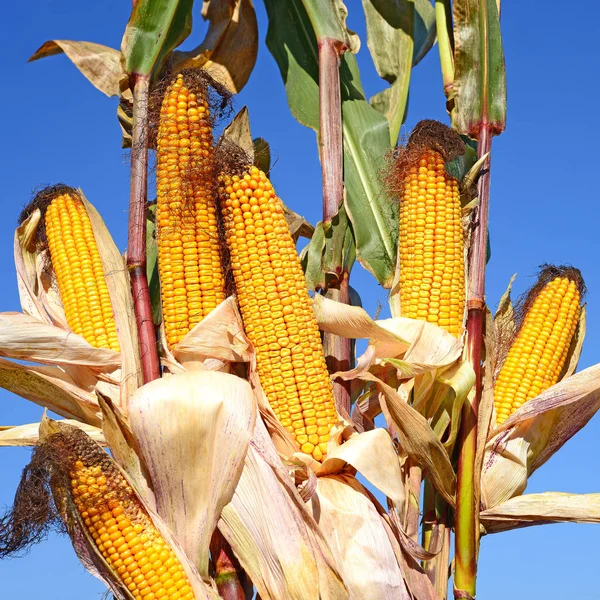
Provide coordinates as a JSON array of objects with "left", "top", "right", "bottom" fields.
[
  {"left": 28, "top": 40, "right": 123, "bottom": 97},
  {"left": 317, "top": 428, "right": 405, "bottom": 509},
  {"left": 482, "top": 363, "right": 600, "bottom": 508},
  {"left": 0, "top": 357, "right": 101, "bottom": 425},
  {"left": 219, "top": 419, "right": 347, "bottom": 600},
  {"left": 129, "top": 371, "right": 255, "bottom": 578},
  {"left": 314, "top": 295, "right": 409, "bottom": 357},
  {"left": 172, "top": 297, "right": 253, "bottom": 370},
  {"left": 0, "top": 420, "right": 104, "bottom": 447},
  {"left": 312, "top": 475, "right": 410, "bottom": 599},
  {"left": 335, "top": 371, "right": 456, "bottom": 506},
  {"left": 82, "top": 194, "right": 143, "bottom": 406},
  {"left": 97, "top": 393, "right": 155, "bottom": 509},
  {"left": 0, "top": 312, "right": 121, "bottom": 368},
  {"left": 14, "top": 209, "right": 48, "bottom": 323},
  {"left": 480, "top": 492, "right": 600, "bottom": 534}
]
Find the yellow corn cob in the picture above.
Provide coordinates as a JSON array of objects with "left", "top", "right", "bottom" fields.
[
  {"left": 399, "top": 149, "right": 465, "bottom": 337},
  {"left": 156, "top": 73, "right": 226, "bottom": 348},
  {"left": 44, "top": 190, "right": 120, "bottom": 351},
  {"left": 68, "top": 431, "right": 196, "bottom": 600},
  {"left": 219, "top": 166, "right": 338, "bottom": 461},
  {"left": 493, "top": 268, "right": 583, "bottom": 425}
]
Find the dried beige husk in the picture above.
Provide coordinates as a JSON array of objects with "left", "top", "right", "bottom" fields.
[
  {"left": 129, "top": 371, "right": 256, "bottom": 578},
  {"left": 480, "top": 492, "right": 600, "bottom": 534},
  {"left": 311, "top": 475, "right": 410, "bottom": 599},
  {"left": 481, "top": 363, "right": 600, "bottom": 509},
  {"left": 0, "top": 419, "right": 104, "bottom": 447},
  {"left": 218, "top": 419, "right": 347, "bottom": 600},
  {"left": 160, "top": 296, "right": 253, "bottom": 373}
]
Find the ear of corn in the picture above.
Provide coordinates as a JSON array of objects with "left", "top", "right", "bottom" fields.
[
  {"left": 399, "top": 150, "right": 465, "bottom": 337},
  {"left": 45, "top": 190, "right": 120, "bottom": 351},
  {"left": 67, "top": 431, "right": 196, "bottom": 600},
  {"left": 493, "top": 269, "right": 582, "bottom": 425},
  {"left": 219, "top": 166, "right": 338, "bottom": 461},
  {"left": 156, "top": 73, "right": 226, "bottom": 348}
]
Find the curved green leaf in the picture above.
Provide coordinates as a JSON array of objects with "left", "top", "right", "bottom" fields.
[
  {"left": 122, "top": 0, "right": 193, "bottom": 77},
  {"left": 265, "top": 0, "right": 396, "bottom": 287}
]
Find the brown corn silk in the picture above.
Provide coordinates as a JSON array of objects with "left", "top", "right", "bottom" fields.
[
  {"left": 218, "top": 165, "right": 338, "bottom": 461},
  {"left": 493, "top": 266, "right": 583, "bottom": 425},
  {"left": 156, "top": 73, "right": 226, "bottom": 348},
  {"left": 392, "top": 121, "right": 466, "bottom": 337},
  {"left": 65, "top": 428, "right": 196, "bottom": 600},
  {"left": 20, "top": 186, "right": 120, "bottom": 351}
]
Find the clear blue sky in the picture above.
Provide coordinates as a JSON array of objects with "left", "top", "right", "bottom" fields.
[{"left": 1, "top": 1, "right": 598, "bottom": 598}]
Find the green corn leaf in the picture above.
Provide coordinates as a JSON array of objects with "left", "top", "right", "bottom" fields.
[{"left": 265, "top": 0, "right": 396, "bottom": 288}]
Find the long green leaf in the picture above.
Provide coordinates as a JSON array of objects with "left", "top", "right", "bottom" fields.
[
  {"left": 452, "top": 0, "right": 506, "bottom": 136},
  {"left": 265, "top": 0, "right": 396, "bottom": 287},
  {"left": 122, "top": 0, "right": 193, "bottom": 77},
  {"left": 363, "top": 0, "right": 436, "bottom": 144}
]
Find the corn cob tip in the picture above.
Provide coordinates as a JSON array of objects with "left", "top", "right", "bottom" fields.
[
  {"left": 493, "top": 264, "right": 584, "bottom": 425},
  {"left": 18, "top": 184, "right": 80, "bottom": 245}
]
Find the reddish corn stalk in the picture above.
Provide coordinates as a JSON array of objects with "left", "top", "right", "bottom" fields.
[
  {"left": 127, "top": 74, "right": 160, "bottom": 383},
  {"left": 210, "top": 530, "right": 250, "bottom": 600},
  {"left": 318, "top": 38, "right": 352, "bottom": 414}
]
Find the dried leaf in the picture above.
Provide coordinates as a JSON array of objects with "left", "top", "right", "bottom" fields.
[
  {"left": 314, "top": 295, "right": 410, "bottom": 358},
  {"left": 219, "top": 420, "right": 347, "bottom": 600},
  {"left": 129, "top": 371, "right": 256, "bottom": 578},
  {"left": 97, "top": 393, "right": 155, "bottom": 509},
  {"left": 172, "top": 0, "right": 258, "bottom": 93},
  {"left": 482, "top": 363, "right": 600, "bottom": 508},
  {"left": 29, "top": 40, "right": 123, "bottom": 97},
  {"left": 312, "top": 475, "right": 410, "bottom": 599},
  {"left": 0, "top": 420, "right": 104, "bottom": 447},
  {"left": 172, "top": 296, "right": 252, "bottom": 369},
  {"left": 220, "top": 107, "right": 254, "bottom": 158},
  {"left": 480, "top": 492, "right": 600, "bottom": 534},
  {"left": 0, "top": 312, "right": 121, "bottom": 368},
  {"left": 82, "top": 194, "right": 143, "bottom": 406},
  {"left": 0, "top": 357, "right": 100, "bottom": 425},
  {"left": 318, "top": 429, "right": 405, "bottom": 509}
]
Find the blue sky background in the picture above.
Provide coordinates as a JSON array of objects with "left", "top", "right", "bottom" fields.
[{"left": 1, "top": 1, "right": 599, "bottom": 598}]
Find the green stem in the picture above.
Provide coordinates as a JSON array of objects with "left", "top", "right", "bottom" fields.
[{"left": 454, "top": 125, "right": 492, "bottom": 600}]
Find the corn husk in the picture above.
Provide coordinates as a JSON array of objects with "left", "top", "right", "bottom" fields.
[
  {"left": 311, "top": 475, "right": 410, "bottom": 599},
  {"left": 0, "top": 356, "right": 101, "bottom": 425},
  {"left": 481, "top": 363, "right": 600, "bottom": 509},
  {"left": 160, "top": 296, "right": 253, "bottom": 373},
  {"left": 6, "top": 191, "right": 142, "bottom": 416},
  {"left": 218, "top": 418, "right": 347, "bottom": 600},
  {"left": 480, "top": 492, "right": 600, "bottom": 534},
  {"left": 37, "top": 417, "right": 219, "bottom": 600},
  {"left": 129, "top": 371, "right": 256, "bottom": 578},
  {"left": 0, "top": 419, "right": 104, "bottom": 447}
]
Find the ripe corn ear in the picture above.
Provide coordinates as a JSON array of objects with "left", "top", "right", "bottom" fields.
[
  {"left": 44, "top": 190, "right": 120, "bottom": 351},
  {"left": 493, "top": 269, "right": 582, "bottom": 425},
  {"left": 156, "top": 73, "right": 226, "bottom": 348},
  {"left": 219, "top": 166, "right": 338, "bottom": 461},
  {"left": 399, "top": 149, "right": 465, "bottom": 337},
  {"left": 67, "top": 430, "right": 196, "bottom": 600}
]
